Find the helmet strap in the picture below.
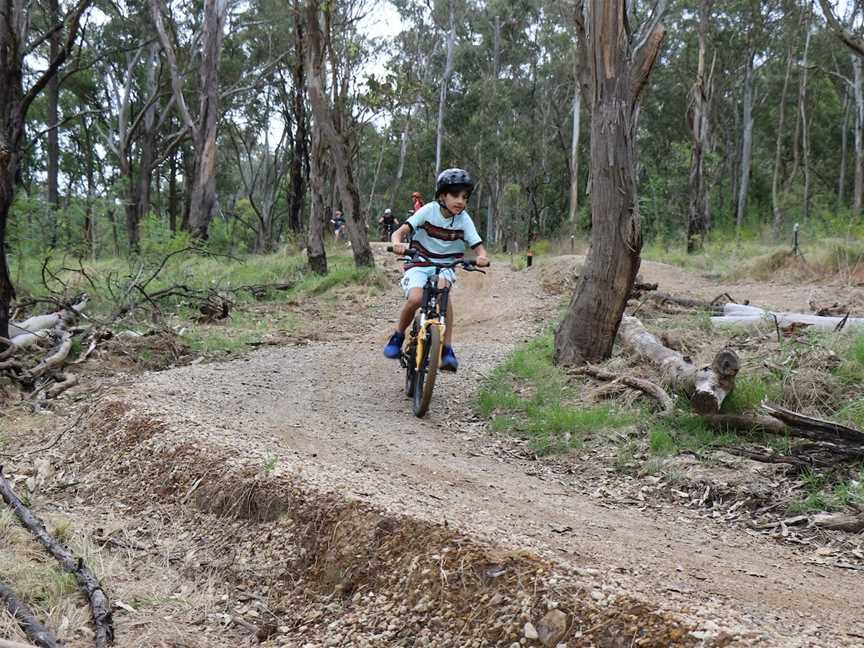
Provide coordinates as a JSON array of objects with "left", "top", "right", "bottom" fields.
[{"left": 437, "top": 197, "right": 457, "bottom": 219}]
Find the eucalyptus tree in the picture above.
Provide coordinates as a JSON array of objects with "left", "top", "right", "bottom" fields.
[
  {"left": 150, "top": 0, "right": 228, "bottom": 240},
  {"left": 554, "top": 0, "right": 668, "bottom": 366},
  {"left": 302, "top": 0, "right": 374, "bottom": 267},
  {"left": 0, "top": 0, "right": 91, "bottom": 337}
]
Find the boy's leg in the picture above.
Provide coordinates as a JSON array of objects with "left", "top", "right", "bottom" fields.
[
  {"left": 438, "top": 276, "right": 459, "bottom": 371},
  {"left": 398, "top": 288, "right": 424, "bottom": 333}
]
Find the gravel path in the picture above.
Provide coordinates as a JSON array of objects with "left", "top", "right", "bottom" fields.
[{"left": 115, "top": 249, "right": 864, "bottom": 647}]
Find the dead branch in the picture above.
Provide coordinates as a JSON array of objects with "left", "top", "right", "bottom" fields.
[
  {"left": 722, "top": 446, "right": 821, "bottom": 468},
  {"left": 45, "top": 372, "right": 78, "bottom": 399},
  {"left": 0, "top": 337, "right": 14, "bottom": 361},
  {"left": 0, "top": 581, "right": 59, "bottom": 647},
  {"left": 642, "top": 292, "right": 725, "bottom": 314},
  {"left": 762, "top": 402, "right": 864, "bottom": 445},
  {"left": 0, "top": 471, "right": 114, "bottom": 648},
  {"left": 618, "top": 315, "right": 739, "bottom": 415},
  {"left": 70, "top": 329, "right": 112, "bottom": 365},
  {"left": 811, "top": 512, "right": 864, "bottom": 533},
  {"left": 22, "top": 333, "right": 73, "bottom": 381},
  {"left": 570, "top": 364, "right": 674, "bottom": 415}
]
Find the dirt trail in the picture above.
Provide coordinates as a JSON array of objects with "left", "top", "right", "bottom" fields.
[{"left": 111, "top": 249, "right": 864, "bottom": 647}]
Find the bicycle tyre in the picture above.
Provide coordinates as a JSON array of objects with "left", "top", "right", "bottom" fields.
[
  {"left": 413, "top": 325, "right": 441, "bottom": 418},
  {"left": 404, "top": 344, "right": 416, "bottom": 397}
]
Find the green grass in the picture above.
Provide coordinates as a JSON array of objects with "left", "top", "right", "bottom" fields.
[
  {"left": 721, "top": 375, "right": 783, "bottom": 414},
  {"left": 475, "top": 334, "right": 634, "bottom": 455},
  {"left": 648, "top": 415, "right": 743, "bottom": 456},
  {"left": 11, "top": 247, "right": 384, "bottom": 361},
  {"left": 11, "top": 246, "right": 380, "bottom": 319},
  {"left": 787, "top": 467, "right": 864, "bottom": 514}
]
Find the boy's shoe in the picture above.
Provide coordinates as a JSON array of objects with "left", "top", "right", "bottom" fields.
[
  {"left": 384, "top": 331, "right": 405, "bottom": 359},
  {"left": 441, "top": 345, "right": 458, "bottom": 372}
]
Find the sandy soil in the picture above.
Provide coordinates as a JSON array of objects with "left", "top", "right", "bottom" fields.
[{"left": 77, "top": 248, "right": 864, "bottom": 647}]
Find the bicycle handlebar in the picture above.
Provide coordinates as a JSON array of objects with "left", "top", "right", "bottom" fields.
[{"left": 386, "top": 246, "right": 490, "bottom": 271}]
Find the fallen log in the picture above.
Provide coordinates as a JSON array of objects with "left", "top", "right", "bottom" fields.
[
  {"left": 0, "top": 471, "right": 113, "bottom": 648},
  {"left": 570, "top": 365, "right": 674, "bottom": 416},
  {"left": 712, "top": 303, "right": 864, "bottom": 331},
  {"left": 811, "top": 512, "right": 864, "bottom": 533},
  {"left": 618, "top": 315, "right": 739, "bottom": 415},
  {"left": 0, "top": 581, "right": 60, "bottom": 648},
  {"left": 702, "top": 409, "right": 864, "bottom": 459},
  {"left": 762, "top": 402, "right": 864, "bottom": 445},
  {"left": 9, "top": 295, "right": 88, "bottom": 341}
]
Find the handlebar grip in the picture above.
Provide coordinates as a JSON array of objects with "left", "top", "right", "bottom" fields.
[{"left": 387, "top": 245, "right": 394, "bottom": 252}]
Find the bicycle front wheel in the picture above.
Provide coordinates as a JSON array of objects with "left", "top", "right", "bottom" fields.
[{"left": 413, "top": 325, "right": 441, "bottom": 418}]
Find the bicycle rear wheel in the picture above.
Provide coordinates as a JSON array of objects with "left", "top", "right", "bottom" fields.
[{"left": 413, "top": 325, "right": 441, "bottom": 418}]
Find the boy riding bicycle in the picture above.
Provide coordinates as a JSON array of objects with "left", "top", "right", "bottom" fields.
[{"left": 384, "top": 168, "right": 489, "bottom": 372}]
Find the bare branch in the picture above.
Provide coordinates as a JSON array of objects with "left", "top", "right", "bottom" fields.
[{"left": 818, "top": 0, "right": 864, "bottom": 57}]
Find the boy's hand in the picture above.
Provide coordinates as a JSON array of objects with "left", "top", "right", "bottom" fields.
[
  {"left": 392, "top": 243, "right": 409, "bottom": 255},
  {"left": 476, "top": 255, "right": 490, "bottom": 267}
]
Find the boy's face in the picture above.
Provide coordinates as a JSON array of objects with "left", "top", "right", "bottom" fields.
[{"left": 442, "top": 189, "right": 469, "bottom": 215}]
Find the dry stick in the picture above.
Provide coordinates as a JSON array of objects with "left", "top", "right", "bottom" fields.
[
  {"left": 0, "top": 471, "right": 114, "bottom": 648},
  {"left": 570, "top": 365, "right": 674, "bottom": 416},
  {"left": 0, "top": 582, "right": 60, "bottom": 648}
]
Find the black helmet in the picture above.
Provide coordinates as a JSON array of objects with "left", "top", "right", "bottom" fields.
[{"left": 435, "top": 168, "right": 474, "bottom": 198}]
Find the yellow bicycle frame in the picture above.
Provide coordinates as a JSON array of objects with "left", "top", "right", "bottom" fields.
[{"left": 412, "top": 314, "right": 445, "bottom": 369}]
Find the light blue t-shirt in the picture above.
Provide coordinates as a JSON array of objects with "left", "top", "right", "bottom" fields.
[{"left": 405, "top": 202, "right": 482, "bottom": 267}]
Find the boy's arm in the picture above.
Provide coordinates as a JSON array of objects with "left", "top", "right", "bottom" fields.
[
  {"left": 390, "top": 223, "right": 413, "bottom": 254},
  {"left": 473, "top": 243, "right": 490, "bottom": 267}
]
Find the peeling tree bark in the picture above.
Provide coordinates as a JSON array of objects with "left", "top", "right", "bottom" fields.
[
  {"left": 302, "top": 0, "right": 373, "bottom": 267},
  {"left": 735, "top": 46, "right": 755, "bottom": 233},
  {"left": 771, "top": 43, "right": 795, "bottom": 239},
  {"left": 686, "top": 0, "right": 713, "bottom": 252},
  {"left": 554, "top": 0, "right": 666, "bottom": 366}
]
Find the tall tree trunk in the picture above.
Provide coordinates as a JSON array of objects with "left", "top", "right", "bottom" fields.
[
  {"left": 47, "top": 0, "right": 61, "bottom": 247},
  {"left": 288, "top": 0, "right": 308, "bottom": 235},
  {"left": 854, "top": 55, "right": 863, "bottom": 216},
  {"left": 168, "top": 148, "right": 178, "bottom": 231},
  {"left": 187, "top": 0, "right": 226, "bottom": 239},
  {"left": 838, "top": 89, "right": 850, "bottom": 210},
  {"left": 306, "top": 103, "right": 327, "bottom": 274},
  {"left": 735, "top": 47, "right": 755, "bottom": 233},
  {"left": 686, "top": 0, "right": 712, "bottom": 252},
  {"left": 136, "top": 44, "right": 159, "bottom": 229},
  {"left": 434, "top": 0, "right": 456, "bottom": 177},
  {"left": 489, "top": 13, "right": 501, "bottom": 242},
  {"left": 0, "top": 0, "right": 89, "bottom": 338},
  {"left": 302, "top": 0, "right": 373, "bottom": 267},
  {"left": 554, "top": 1, "right": 666, "bottom": 366},
  {"left": 83, "top": 119, "right": 96, "bottom": 259},
  {"left": 568, "top": 77, "right": 582, "bottom": 224},
  {"left": 799, "top": 10, "right": 812, "bottom": 220},
  {"left": 771, "top": 45, "right": 794, "bottom": 239}
]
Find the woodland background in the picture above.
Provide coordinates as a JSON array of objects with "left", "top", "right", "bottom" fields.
[{"left": 3, "top": 0, "right": 862, "bottom": 268}]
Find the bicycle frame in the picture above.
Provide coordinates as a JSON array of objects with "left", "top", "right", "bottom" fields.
[{"left": 409, "top": 270, "right": 450, "bottom": 369}]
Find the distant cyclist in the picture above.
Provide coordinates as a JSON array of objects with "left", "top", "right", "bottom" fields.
[
  {"left": 383, "top": 168, "right": 489, "bottom": 372},
  {"left": 378, "top": 208, "right": 399, "bottom": 242},
  {"left": 411, "top": 191, "right": 424, "bottom": 213},
  {"left": 330, "top": 210, "right": 346, "bottom": 242}
]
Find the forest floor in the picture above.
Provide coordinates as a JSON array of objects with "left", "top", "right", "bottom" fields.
[{"left": 2, "top": 244, "right": 864, "bottom": 647}]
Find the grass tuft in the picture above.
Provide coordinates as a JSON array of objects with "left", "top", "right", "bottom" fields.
[{"left": 475, "top": 334, "right": 634, "bottom": 455}]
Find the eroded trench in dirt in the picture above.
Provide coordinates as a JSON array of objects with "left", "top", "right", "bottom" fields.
[{"left": 54, "top": 400, "right": 711, "bottom": 648}]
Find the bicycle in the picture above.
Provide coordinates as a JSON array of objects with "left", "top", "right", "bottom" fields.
[{"left": 387, "top": 246, "right": 487, "bottom": 417}]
